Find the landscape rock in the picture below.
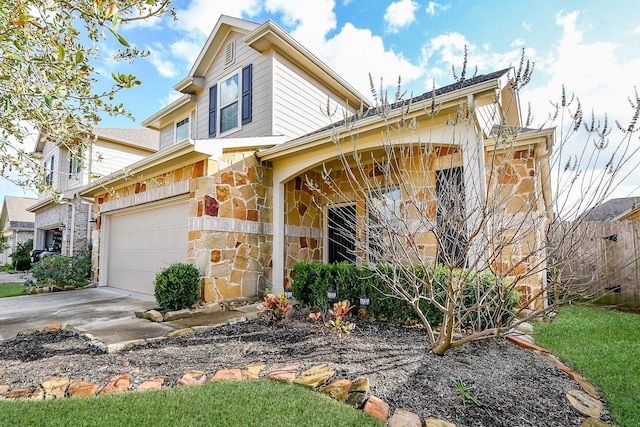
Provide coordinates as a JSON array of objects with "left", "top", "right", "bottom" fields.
[
  {"left": 505, "top": 335, "right": 550, "bottom": 353},
  {"left": 31, "top": 377, "right": 69, "bottom": 400},
  {"left": 243, "top": 363, "right": 266, "bottom": 380},
  {"left": 0, "top": 385, "right": 9, "bottom": 395},
  {"left": 516, "top": 321, "right": 534, "bottom": 333},
  {"left": 345, "top": 391, "right": 368, "bottom": 409},
  {"left": 67, "top": 379, "right": 98, "bottom": 398},
  {"left": 98, "top": 374, "right": 131, "bottom": 395},
  {"left": 210, "top": 368, "right": 242, "bottom": 382},
  {"left": 136, "top": 378, "right": 164, "bottom": 391},
  {"left": 166, "top": 328, "right": 194, "bottom": 338},
  {"left": 3, "top": 389, "right": 30, "bottom": 399},
  {"left": 424, "top": 418, "right": 457, "bottom": 427},
  {"left": 294, "top": 364, "right": 335, "bottom": 388},
  {"left": 350, "top": 377, "right": 370, "bottom": 393},
  {"left": 16, "top": 328, "right": 40, "bottom": 336},
  {"left": 579, "top": 418, "right": 611, "bottom": 427},
  {"left": 144, "top": 310, "right": 163, "bottom": 322},
  {"left": 203, "top": 302, "right": 222, "bottom": 314},
  {"left": 321, "top": 379, "right": 352, "bottom": 402},
  {"left": 44, "top": 323, "right": 62, "bottom": 332},
  {"left": 363, "top": 395, "right": 390, "bottom": 423},
  {"left": 267, "top": 365, "right": 298, "bottom": 382},
  {"left": 176, "top": 370, "right": 207, "bottom": 386},
  {"left": 388, "top": 408, "right": 422, "bottom": 427},
  {"left": 163, "top": 309, "right": 191, "bottom": 321},
  {"left": 566, "top": 389, "right": 604, "bottom": 419}
]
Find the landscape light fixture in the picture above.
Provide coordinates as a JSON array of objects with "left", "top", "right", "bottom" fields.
[
  {"left": 327, "top": 288, "right": 337, "bottom": 303},
  {"left": 359, "top": 294, "right": 370, "bottom": 309}
]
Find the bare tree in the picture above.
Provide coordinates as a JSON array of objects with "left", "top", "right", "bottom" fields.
[{"left": 305, "top": 54, "right": 640, "bottom": 355}]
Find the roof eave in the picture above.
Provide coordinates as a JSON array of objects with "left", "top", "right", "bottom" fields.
[
  {"left": 141, "top": 95, "right": 195, "bottom": 130},
  {"left": 257, "top": 76, "right": 506, "bottom": 161},
  {"left": 244, "top": 20, "right": 371, "bottom": 111}
]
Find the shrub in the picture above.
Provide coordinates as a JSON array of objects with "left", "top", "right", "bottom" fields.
[
  {"left": 263, "top": 293, "right": 292, "bottom": 323},
  {"left": 30, "top": 248, "right": 91, "bottom": 288},
  {"left": 154, "top": 263, "right": 200, "bottom": 311},
  {"left": 10, "top": 239, "right": 32, "bottom": 271},
  {"left": 292, "top": 261, "right": 518, "bottom": 330}
]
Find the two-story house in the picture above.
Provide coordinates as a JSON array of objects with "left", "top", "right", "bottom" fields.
[
  {"left": 0, "top": 196, "right": 37, "bottom": 266},
  {"left": 28, "top": 128, "right": 159, "bottom": 258},
  {"left": 80, "top": 15, "right": 554, "bottom": 305}
]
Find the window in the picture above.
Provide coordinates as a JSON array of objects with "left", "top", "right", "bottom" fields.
[
  {"left": 44, "top": 156, "right": 54, "bottom": 186},
  {"left": 175, "top": 117, "right": 190, "bottom": 143},
  {"left": 367, "top": 187, "right": 402, "bottom": 264},
  {"left": 69, "top": 152, "right": 82, "bottom": 177},
  {"left": 209, "top": 64, "right": 252, "bottom": 137}
]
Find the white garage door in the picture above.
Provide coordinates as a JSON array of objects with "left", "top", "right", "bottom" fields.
[{"left": 105, "top": 200, "right": 189, "bottom": 296}]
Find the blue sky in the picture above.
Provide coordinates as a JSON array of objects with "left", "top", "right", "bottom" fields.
[{"left": 3, "top": 0, "right": 640, "bottom": 199}]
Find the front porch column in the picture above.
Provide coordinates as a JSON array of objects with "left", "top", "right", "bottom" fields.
[
  {"left": 272, "top": 175, "right": 285, "bottom": 294},
  {"left": 462, "top": 97, "right": 488, "bottom": 269}
]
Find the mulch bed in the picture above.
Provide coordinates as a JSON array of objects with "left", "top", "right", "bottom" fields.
[{"left": 0, "top": 310, "right": 604, "bottom": 426}]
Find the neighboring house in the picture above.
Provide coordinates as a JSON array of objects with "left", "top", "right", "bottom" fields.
[
  {"left": 582, "top": 197, "right": 640, "bottom": 221},
  {"left": 0, "top": 196, "right": 37, "bottom": 265},
  {"left": 80, "top": 15, "right": 554, "bottom": 304},
  {"left": 28, "top": 128, "right": 159, "bottom": 258}
]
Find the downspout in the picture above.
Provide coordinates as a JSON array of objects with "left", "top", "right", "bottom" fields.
[{"left": 67, "top": 202, "right": 76, "bottom": 256}]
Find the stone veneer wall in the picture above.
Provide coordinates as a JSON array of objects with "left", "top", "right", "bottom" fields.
[
  {"left": 485, "top": 149, "right": 546, "bottom": 308},
  {"left": 283, "top": 147, "right": 546, "bottom": 306},
  {"left": 189, "top": 154, "right": 274, "bottom": 302},
  {"left": 90, "top": 161, "right": 206, "bottom": 284},
  {"left": 34, "top": 197, "right": 90, "bottom": 256}
]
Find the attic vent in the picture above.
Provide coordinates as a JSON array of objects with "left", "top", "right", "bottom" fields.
[{"left": 225, "top": 41, "right": 235, "bottom": 66}]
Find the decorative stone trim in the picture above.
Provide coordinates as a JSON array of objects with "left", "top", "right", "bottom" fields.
[{"left": 99, "top": 181, "right": 190, "bottom": 213}]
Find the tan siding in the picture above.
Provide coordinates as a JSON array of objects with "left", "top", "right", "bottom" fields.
[
  {"left": 194, "top": 31, "right": 273, "bottom": 140},
  {"left": 159, "top": 125, "right": 174, "bottom": 150},
  {"left": 91, "top": 141, "right": 152, "bottom": 178},
  {"left": 273, "top": 54, "right": 356, "bottom": 139}
]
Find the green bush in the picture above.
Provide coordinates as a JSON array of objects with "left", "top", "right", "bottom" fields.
[
  {"left": 10, "top": 239, "right": 32, "bottom": 271},
  {"left": 154, "top": 263, "right": 200, "bottom": 311},
  {"left": 292, "top": 261, "right": 518, "bottom": 330},
  {"left": 30, "top": 248, "right": 91, "bottom": 288}
]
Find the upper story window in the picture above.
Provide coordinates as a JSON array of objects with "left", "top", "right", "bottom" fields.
[
  {"left": 175, "top": 116, "right": 190, "bottom": 143},
  {"left": 44, "top": 155, "right": 55, "bottom": 186},
  {"left": 69, "top": 152, "right": 82, "bottom": 177},
  {"left": 209, "top": 64, "right": 252, "bottom": 138}
]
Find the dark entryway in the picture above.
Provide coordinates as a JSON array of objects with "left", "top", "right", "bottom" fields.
[
  {"left": 327, "top": 204, "right": 356, "bottom": 263},
  {"left": 436, "top": 167, "right": 467, "bottom": 267}
]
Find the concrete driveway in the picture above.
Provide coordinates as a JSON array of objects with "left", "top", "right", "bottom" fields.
[{"left": 0, "top": 283, "right": 176, "bottom": 345}]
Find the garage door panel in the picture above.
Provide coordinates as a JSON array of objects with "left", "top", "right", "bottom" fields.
[{"left": 107, "top": 201, "right": 188, "bottom": 295}]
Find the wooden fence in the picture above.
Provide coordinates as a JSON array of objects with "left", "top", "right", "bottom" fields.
[{"left": 552, "top": 221, "right": 640, "bottom": 306}]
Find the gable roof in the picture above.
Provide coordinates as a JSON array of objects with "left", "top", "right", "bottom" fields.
[
  {"left": 1, "top": 196, "right": 36, "bottom": 230},
  {"left": 91, "top": 128, "right": 159, "bottom": 152},
  {"left": 583, "top": 197, "right": 640, "bottom": 221},
  {"left": 171, "top": 15, "right": 369, "bottom": 110},
  {"left": 34, "top": 128, "right": 159, "bottom": 153},
  {"left": 258, "top": 68, "right": 514, "bottom": 161}
]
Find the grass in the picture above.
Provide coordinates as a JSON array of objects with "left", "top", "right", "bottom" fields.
[
  {"left": 535, "top": 305, "right": 640, "bottom": 427},
  {"left": 0, "top": 380, "right": 383, "bottom": 427},
  {"left": 0, "top": 282, "right": 26, "bottom": 298}
]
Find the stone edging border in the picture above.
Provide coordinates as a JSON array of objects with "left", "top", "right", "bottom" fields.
[{"left": 3, "top": 321, "right": 613, "bottom": 426}]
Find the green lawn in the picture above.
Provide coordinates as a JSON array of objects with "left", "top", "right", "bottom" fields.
[
  {"left": 535, "top": 305, "right": 640, "bottom": 427},
  {"left": 0, "top": 380, "right": 383, "bottom": 427},
  {"left": 0, "top": 282, "right": 26, "bottom": 298}
]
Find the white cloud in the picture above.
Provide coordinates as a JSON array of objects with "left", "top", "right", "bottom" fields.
[
  {"left": 173, "top": 0, "right": 262, "bottom": 36},
  {"left": 425, "top": 1, "right": 449, "bottom": 17},
  {"left": 511, "top": 38, "right": 525, "bottom": 47},
  {"left": 384, "top": 0, "right": 418, "bottom": 34},
  {"left": 522, "top": 21, "right": 532, "bottom": 31},
  {"left": 264, "top": 0, "right": 337, "bottom": 53},
  {"left": 146, "top": 43, "right": 180, "bottom": 78},
  {"left": 319, "top": 23, "right": 423, "bottom": 99}
]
